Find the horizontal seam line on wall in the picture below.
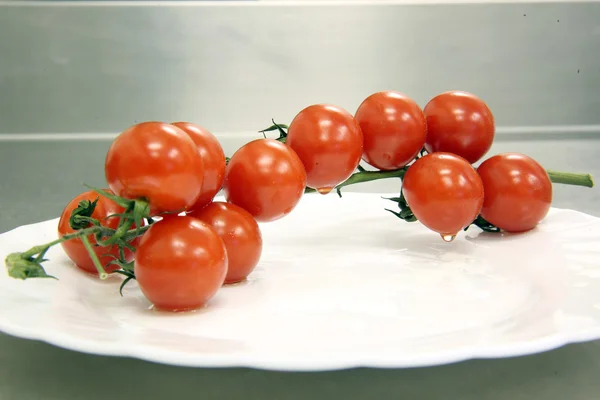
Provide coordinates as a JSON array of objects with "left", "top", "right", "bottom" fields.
[{"left": 1, "top": 125, "right": 600, "bottom": 142}]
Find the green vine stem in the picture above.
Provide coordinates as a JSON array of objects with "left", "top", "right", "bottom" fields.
[
  {"left": 305, "top": 167, "right": 408, "bottom": 194},
  {"left": 5, "top": 189, "right": 153, "bottom": 281},
  {"left": 5, "top": 223, "right": 153, "bottom": 280},
  {"left": 546, "top": 170, "right": 594, "bottom": 188},
  {"left": 306, "top": 166, "right": 594, "bottom": 195},
  {"left": 81, "top": 236, "right": 108, "bottom": 280}
]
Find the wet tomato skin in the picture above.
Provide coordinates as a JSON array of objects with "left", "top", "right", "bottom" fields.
[
  {"left": 477, "top": 153, "right": 552, "bottom": 232},
  {"left": 105, "top": 121, "right": 204, "bottom": 215},
  {"left": 172, "top": 122, "right": 226, "bottom": 211},
  {"left": 355, "top": 91, "right": 427, "bottom": 170},
  {"left": 402, "top": 152, "right": 484, "bottom": 236},
  {"left": 190, "top": 202, "right": 262, "bottom": 284},
  {"left": 423, "top": 91, "right": 495, "bottom": 164},
  {"left": 134, "top": 216, "right": 228, "bottom": 312},
  {"left": 286, "top": 104, "right": 363, "bottom": 193},
  {"left": 223, "top": 138, "right": 307, "bottom": 223},
  {"left": 57, "top": 189, "right": 136, "bottom": 275}
]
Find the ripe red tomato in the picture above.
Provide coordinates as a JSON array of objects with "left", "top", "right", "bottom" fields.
[
  {"left": 402, "top": 152, "right": 484, "bottom": 238},
  {"left": 355, "top": 91, "right": 427, "bottom": 170},
  {"left": 286, "top": 104, "right": 363, "bottom": 193},
  {"left": 105, "top": 121, "right": 204, "bottom": 215},
  {"left": 134, "top": 216, "right": 228, "bottom": 312},
  {"left": 172, "top": 122, "right": 226, "bottom": 211},
  {"left": 223, "top": 139, "right": 306, "bottom": 222},
  {"left": 477, "top": 153, "right": 552, "bottom": 232},
  {"left": 423, "top": 91, "right": 495, "bottom": 164},
  {"left": 57, "top": 189, "right": 136, "bottom": 275},
  {"left": 189, "top": 202, "right": 262, "bottom": 284}
]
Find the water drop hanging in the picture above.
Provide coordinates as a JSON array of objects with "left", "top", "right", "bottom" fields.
[{"left": 441, "top": 234, "right": 456, "bottom": 243}]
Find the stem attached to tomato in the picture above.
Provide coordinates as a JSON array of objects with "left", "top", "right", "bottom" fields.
[
  {"left": 305, "top": 167, "right": 408, "bottom": 194},
  {"left": 305, "top": 166, "right": 594, "bottom": 194},
  {"left": 81, "top": 235, "right": 108, "bottom": 280},
  {"left": 5, "top": 223, "right": 152, "bottom": 281}
]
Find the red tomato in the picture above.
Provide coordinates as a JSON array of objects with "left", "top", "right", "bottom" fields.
[
  {"left": 57, "top": 190, "right": 136, "bottom": 275},
  {"left": 190, "top": 202, "right": 262, "bottom": 284},
  {"left": 105, "top": 121, "right": 204, "bottom": 215},
  {"left": 402, "top": 152, "right": 484, "bottom": 238},
  {"left": 355, "top": 91, "right": 427, "bottom": 170},
  {"left": 286, "top": 104, "right": 363, "bottom": 193},
  {"left": 223, "top": 139, "right": 306, "bottom": 222},
  {"left": 423, "top": 91, "right": 495, "bottom": 164},
  {"left": 172, "top": 122, "right": 226, "bottom": 211},
  {"left": 134, "top": 216, "right": 228, "bottom": 312},
  {"left": 477, "top": 153, "right": 552, "bottom": 232}
]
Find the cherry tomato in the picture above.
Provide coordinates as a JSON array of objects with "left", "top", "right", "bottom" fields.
[
  {"left": 134, "top": 216, "right": 228, "bottom": 312},
  {"left": 223, "top": 139, "right": 306, "bottom": 222},
  {"left": 402, "top": 152, "right": 484, "bottom": 238},
  {"left": 189, "top": 202, "right": 262, "bottom": 284},
  {"left": 105, "top": 121, "right": 204, "bottom": 215},
  {"left": 477, "top": 153, "right": 552, "bottom": 232},
  {"left": 172, "top": 122, "right": 226, "bottom": 211},
  {"left": 423, "top": 91, "right": 495, "bottom": 164},
  {"left": 286, "top": 104, "right": 363, "bottom": 193},
  {"left": 355, "top": 91, "right": 427, "bottom": 170},
  {"left": 57, "top": 190, "right": 136, "bottom": 275}
]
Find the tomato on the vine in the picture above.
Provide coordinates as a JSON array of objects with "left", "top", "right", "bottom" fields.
[
  {"left": 190, "top": 202, "right": 262, "bottom": 284},
  {"left": 134, "top": 216, "right": 228, "bottom": 312},
  {"left": 423, "top": 91, "right": 495, "bottom": 164},
  {"left": 105, "top": 121, "right": 204, "bottom": 215},
  {"left": 57, "top": 189, "right": 137, "bottom": 275},
  {"left": 355, "top": 91, "right": 427, "bottom": 170},
  {"left": 223, "top": 138, "right": 306, "bottom": 222},
  {"left": 286, "top": 104, "right": 363, "bottom": 193},
  {"left": 402, "top": 152, "right": 484, "bottom": 238},
  {"left": 172, "top": 122, "right": 226, "bottom": 211},
  {"left": 477, "top": 153, "right": 552, "bottom": 232}
]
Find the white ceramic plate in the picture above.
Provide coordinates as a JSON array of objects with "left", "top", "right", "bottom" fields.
[{"left": 1, "top": 192, "right": 600, "bottom": 371}]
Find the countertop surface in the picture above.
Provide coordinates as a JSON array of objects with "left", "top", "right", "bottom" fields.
[{"left": 1, "top": 137, "right": 599, "bottom": 399}]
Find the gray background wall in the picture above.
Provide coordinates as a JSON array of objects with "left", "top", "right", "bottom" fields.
[{"left": 0, "top": 1, "right": 599, "bottom": 136}]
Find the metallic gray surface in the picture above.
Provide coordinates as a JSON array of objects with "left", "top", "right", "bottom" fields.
[{"left": 0, "top": 2, "right": 599, "bottom": 135}]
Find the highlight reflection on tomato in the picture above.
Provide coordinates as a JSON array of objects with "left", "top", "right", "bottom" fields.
[
  {"left": 105, "top": 121, "right": 204, "bottom": 215},
  {"left": 423, "top": 91, "right": 495, "bottom": 164},
  {"left": 172, "top": 122, "right": 226, "bottom": 211},
  {"left": 190, "top": 202, "right": 262, "bottom": 284},
  {"left": 355, "top": 91, "right": 427, "bottom": 170},
  {"left": 287, "top": 104, "right": 363, "bottom": 193},
  {"left": 402, "top": 152, "right": 484, "bottom": 237},
  {"left": 477, "top": 153, "right": 552, "bottom": 232},
  {"left": 223, "top": 139, "right": 307, "bottom": 222},
  {"left": 134, "top": 216, "right": 228, "bottom": 312}
]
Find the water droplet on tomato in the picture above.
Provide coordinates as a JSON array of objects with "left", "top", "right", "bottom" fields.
[
  {"left": 317, "top": 187, "right": 333, "bottom": 195},
  {"left": 441, "top": 234, "right": 456, "bottom": 242}
]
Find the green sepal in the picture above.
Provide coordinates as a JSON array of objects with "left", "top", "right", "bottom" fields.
[
  {"left": 82, "top": 184, "right": 134, "bottom": 210},
  {"left": 69, "top": 198, "right": 99, "bottom": 230},
  {"left": 465, "top": 215, "right": 501, "bottom": 233},
  {"left": 5, "top": 252, "right": 57, "bottom": 280}
]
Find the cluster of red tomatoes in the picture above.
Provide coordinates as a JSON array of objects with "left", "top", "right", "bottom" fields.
[{"left": 56, "top": 90, "right": 552, "bottom": 312}]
